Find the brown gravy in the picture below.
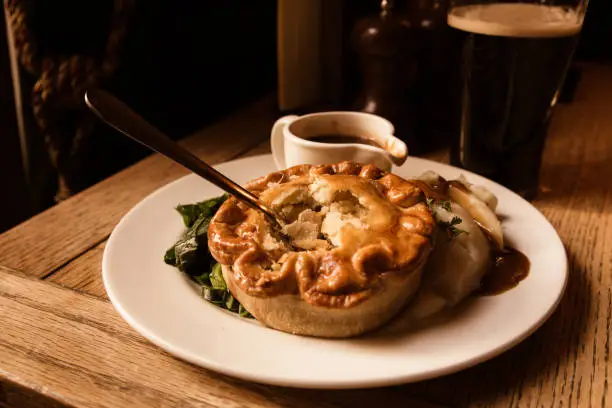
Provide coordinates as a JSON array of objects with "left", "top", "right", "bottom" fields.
[
  {"left": 478, "top": 247, "right": 531, "bottom": 295},
  {"left": 307, "top": 134, "right": 382, "bottom": 148},
  {"left": 412, "top": 179, "right": 449, "bottom": 201}
]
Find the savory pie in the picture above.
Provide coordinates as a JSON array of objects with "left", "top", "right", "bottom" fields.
[{"left": 208, "top": 161, "right": 435, "bottom": 338}]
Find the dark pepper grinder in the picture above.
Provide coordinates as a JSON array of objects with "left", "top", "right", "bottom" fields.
[
  {"left": 351, "top": 0, "right": 420, "bottom": 153},
  {"left": 404, "top": 0, "right": 453, "bottom": 151}
]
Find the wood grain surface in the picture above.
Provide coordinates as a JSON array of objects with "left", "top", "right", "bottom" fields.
[
  {"left": 46, "top": 242, "right": 108, "bottom": 298},
  {"left": 1, "top": 66, "right": 612, "bottom": 407}
]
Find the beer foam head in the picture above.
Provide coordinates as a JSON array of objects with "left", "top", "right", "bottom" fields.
[{"left": 448, "top": 3, "right": 583, "bottom": 38}]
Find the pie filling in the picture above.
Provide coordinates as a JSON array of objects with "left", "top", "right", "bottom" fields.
[{"left": 208, "top": 163, "right": 435, "bottom": 308}]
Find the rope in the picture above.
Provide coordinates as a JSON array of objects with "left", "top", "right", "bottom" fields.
[{"left": 6, "top": 0, "right": 135, "bottom": 200}]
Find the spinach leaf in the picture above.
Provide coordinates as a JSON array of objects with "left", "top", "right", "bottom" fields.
[
  {"left": 209, "top": 263, "right": 227, "bottom": 290},
  {"left": 200, "top": 265, "right": 252, "bottom": 317},
  {"left": 164, "top": 194, "right": 228, "bottom": 275},
  {"left": 176, "top": 194, "right": 228, "bottom": 227},
  {"left": 198, "top": 263, "right": 252, "bottom": 317},
  {"left": 164, "top": 193, "right": 253, "bottom": 318},
  {"left": 175, "top": 204, "right": 202, "bottom": 228},
  {"left": 202, "top": 284, "right": 225, "bottom": 302},
  {"left": 238, "top": 304, "right": 252, "bottom": 318},
  {"left": 225, "top": 295, "right": 237, "bottom": 311},
  {"left": 164, "top": 246, "right": 176, "bottom": 265}
]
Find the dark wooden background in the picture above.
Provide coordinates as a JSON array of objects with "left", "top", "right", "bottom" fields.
[{"left": 0, "top": 1, "right": 277, "bottom": 232}]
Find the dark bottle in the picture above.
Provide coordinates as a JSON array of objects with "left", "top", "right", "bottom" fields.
[
  {"left": 403, "top": 0, "right": 455, "bottom": 151},
  {"left": 351, "top": 1, "right": 420, "bottom": 152}
]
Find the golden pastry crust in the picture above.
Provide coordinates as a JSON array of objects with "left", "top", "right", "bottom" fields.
[{"left": 208, "top": 162, "right": 435, "bottom": 311}]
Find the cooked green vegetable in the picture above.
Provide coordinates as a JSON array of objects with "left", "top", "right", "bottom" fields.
[
  {"left": 164, "top": 194, "right": 252, "bottom": 318},
  {"left": 209, "top": 263, "right": 227, "bottom": 290},
  {"left": 164, "top": 194, "right": 227, "bottom": 275},
  {"left": 176, "top": 197, "right": 228, "bottom": 228},
  {"left": 164, "top": 246, "right": 176, "bottom": 265}
]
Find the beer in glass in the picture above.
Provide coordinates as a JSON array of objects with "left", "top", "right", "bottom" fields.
[{"left": 447, "top": 1, "right": 588, "bottom": 199}]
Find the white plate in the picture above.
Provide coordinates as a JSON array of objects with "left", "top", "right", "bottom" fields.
[{"left": 103, "top": 154, "right": 567, "bottom": 389}]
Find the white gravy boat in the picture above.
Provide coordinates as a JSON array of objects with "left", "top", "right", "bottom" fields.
[{"left": 271, "top": 111, "right": 408, "bottom": 171}]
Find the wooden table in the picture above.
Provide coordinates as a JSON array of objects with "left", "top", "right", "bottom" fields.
[{"left": 1, "top": 65, "right": 611, "bottom": 408}]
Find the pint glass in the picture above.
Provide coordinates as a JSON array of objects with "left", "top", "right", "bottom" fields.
[{"left": 447, "top": 1, "right": 589, "bottom": 199}]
